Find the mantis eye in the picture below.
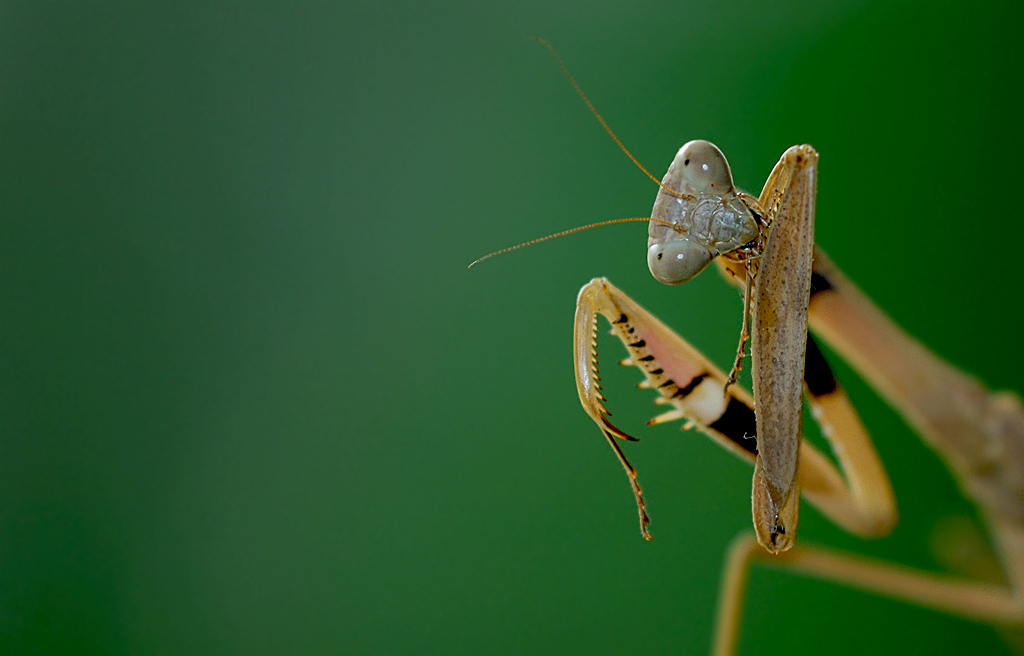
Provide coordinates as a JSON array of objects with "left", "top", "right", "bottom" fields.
[
  {"left": 647, "top": 238, "right": 714, "bottom": 284},
  {"left": 678, "top": 140, "right": 734, "bottom": 194}
]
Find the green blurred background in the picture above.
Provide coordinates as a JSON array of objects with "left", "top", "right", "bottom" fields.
[{"left": 2, "top": 1, "right": 1022, "bottom": 654}]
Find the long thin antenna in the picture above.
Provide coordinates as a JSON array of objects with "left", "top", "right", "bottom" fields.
[
  {"left": 469, "top": 43, "right": 692, "bottom": 271},
  {"left": 533, "top": 37, "right": 693, "bottom": 202},
  {"left": 468, "top": 217, "right": 677, "bottom": 268}
]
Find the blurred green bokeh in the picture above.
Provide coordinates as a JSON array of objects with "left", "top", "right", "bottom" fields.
[{"left": 2, "top": 1, "right": 1023, "bottom": 654}]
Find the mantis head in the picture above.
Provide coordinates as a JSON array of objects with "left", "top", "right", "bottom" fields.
[{"left": 648, "top": 140, "right": 755, "bottom": 285}]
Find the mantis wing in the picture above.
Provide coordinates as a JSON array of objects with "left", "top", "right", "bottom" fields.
[{"left": 749, "top": 145, "right": 818, "bottom": 553}]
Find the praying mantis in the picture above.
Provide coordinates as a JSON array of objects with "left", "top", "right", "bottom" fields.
[{"left": 474, "top": 41, "right": 1024, "bottom": 654}]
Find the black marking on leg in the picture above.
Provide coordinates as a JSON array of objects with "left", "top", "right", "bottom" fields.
[
  {"left": 658, "top": 379, "right": 675, "bottom": 388},
  {"left": 810, "top": 272, "right": 833, "bottom": 298},
  {"left": 708, "top": 397, "right": 758, "bottom": 456},
  {"left": 638, "top": 355, "right": 655, "bottom": 362},
  {"left": 629, "top": 340, "right": 646, "bottom": 348},
  {"left": 672, "top": 372, "right": 709, "bottom": 398},
  {"left": 613, "top": 314, "right": 628, "bottom": 324},
  {"left": 650, "top": 368, "right": 664, "bottom": 376},
  {"left": 804, "top": 335, "right": 838, "bottom": 397}
]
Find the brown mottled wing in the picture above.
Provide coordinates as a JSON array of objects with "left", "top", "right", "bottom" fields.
[{"left": 750, "top": 145, "right": 818, "bottom": 553}]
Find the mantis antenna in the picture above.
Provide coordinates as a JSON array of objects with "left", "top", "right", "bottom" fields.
[
  {"left": 468, "top": 217, "right": 677, "bottom": 269},
  {"left": 532, "top": 37, "right": 693, "bottom": 202},
  {"left": 470, "top": 39, "right": 695, "bottom": 270}
]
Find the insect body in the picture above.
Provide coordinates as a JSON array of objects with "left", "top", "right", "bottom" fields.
[
  {"left": 478, "top": 41, "right": 1024, "bottom": 655},
  {"left": 582, "top": 137, "right": 818, "bottom": 554},
  {"left": 573, "top": 140, "right": 1024, "bottom": 654}
]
